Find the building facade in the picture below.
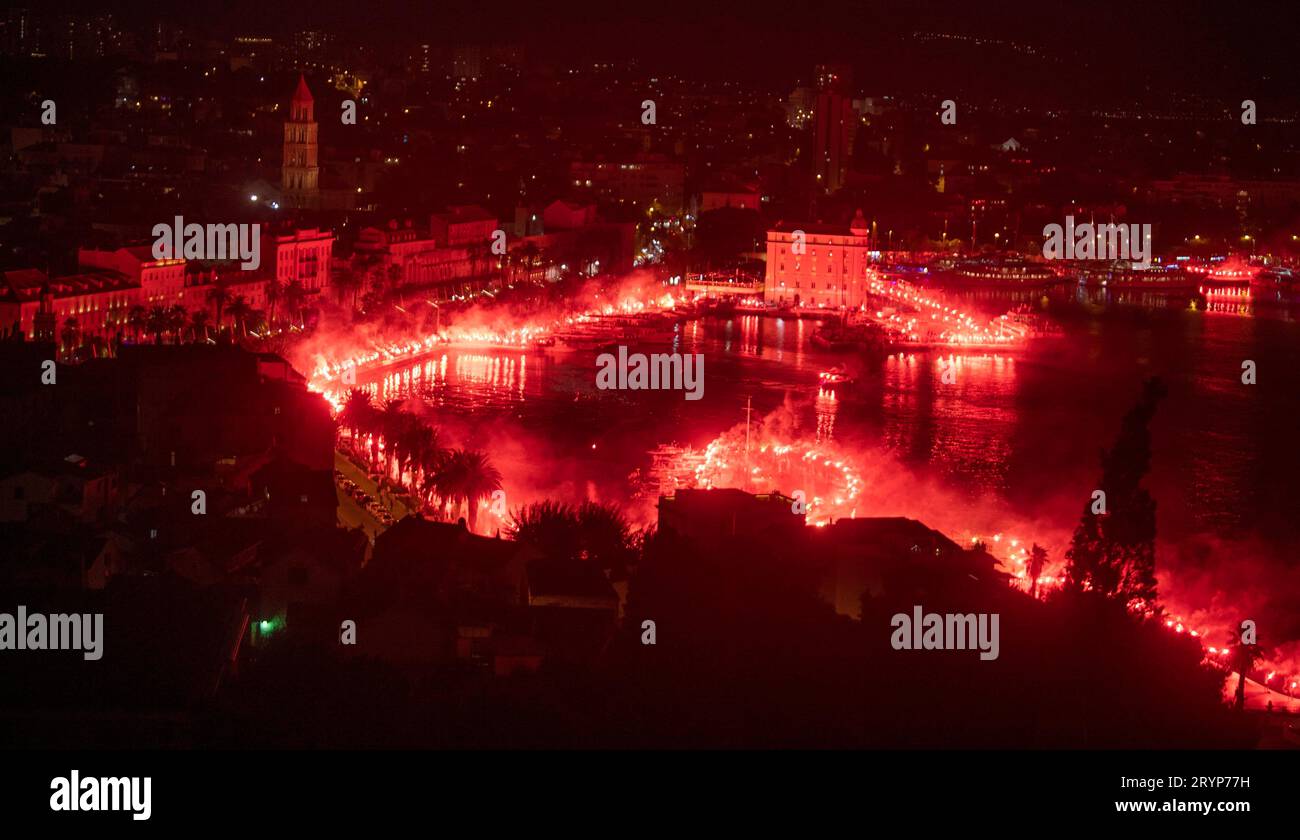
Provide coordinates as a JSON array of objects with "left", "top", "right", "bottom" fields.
[
  {"left": 812, "top": 64, "right": 855, "bottom": 194},
  {"left": 570, "top": 155, "right": 685, "bottom": 211},
  {"left": 763, "top": 211, "right": 873, "bottom": 308},
  {"left": 353, "top": 220, "right": 488, "bottom": 300},
  {"left": 1, "top": 225, "right": 333, "bottom": 351},
  {"left": 281, "top": 75, "right": 320, "bottom": 209}
]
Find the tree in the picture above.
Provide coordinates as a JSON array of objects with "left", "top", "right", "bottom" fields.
[
  {"left": 265, "top": 278, "right": 283, "bottom": 326},
  {"left": 207, "top": 280, "right": 231, "bottom": 336},
  {"left": 334, "top": 267, "right": 362, "bottom": 311},
  {"left": 1228, "top": 635, "right": 1267, "bottom": 711},
  {"left": 1064, "top": 378, "right": 1166, "bottom": 606},
  {"left": 1027, "top": 543, "right": 1048, "bottom": 598},
  {"left": 246, "top": 308, "right": 269, "bottom": 336},
  {"left": 190, "top": 309, "right": 211, "bottom": 343},
  {"left": 86, "top": 334, "right": 107, "bottom": 359},
  {"left": 145, "top": 305, "right": 169, "bottom": 345},
  {"left": 284, "top": 280, "right": 307, "bottom": 327},
  {"left": 385, "top": 265, "right": 404, "bottom": 302},
  {"left": 339, "top": 388, "right": 376, "bottom": 442},
  {"left": 165, "top": 305, "right": 187, "bottom": 344},
  {"left": 429, "top": 449, "right": 501, "bottom": 533},
  {"left": 398, "top": 422, "right": 442, "bottom": 497},
  {"left": 378, "top": 399, "right": 411, "bottom": 475},
  {"left": 418, "top": 444, "right": 449, "bottom": 507},
  {"left": 127, "top": 305, "right": 147, "bottom": 342},
  {"left": 508, "top": 500, "right": 580, "bottom": 556},
  {"left": 508, "top": 499, "right": 637, "bottom": 573},
  {"left": 348, "top": 254, "right": 381, "bottom": 310},
  {"left": 517, "top": 241, "right": 541, "bottom": 284},
  {"left": 59, "top": 317, "right": 80, "bottom": 360},
  {"left": 226, "top": 295, "right": 252, "bottom": 337}
]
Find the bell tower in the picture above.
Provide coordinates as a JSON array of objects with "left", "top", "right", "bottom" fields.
[{"left": 282, "top": 74, "right": 320, "bottom": 209}]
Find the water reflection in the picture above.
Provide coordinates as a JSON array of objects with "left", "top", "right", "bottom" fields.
[
  {"left": 351, "top": 296, "right": 1300, "bottom": 542},
  {"left": 372, "top": 350, "right": 533, "bottom": 409}
]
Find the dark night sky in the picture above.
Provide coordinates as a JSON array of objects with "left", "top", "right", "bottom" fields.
[{"left": 13, "top": 0, "right": 1300, "bottom": 97}]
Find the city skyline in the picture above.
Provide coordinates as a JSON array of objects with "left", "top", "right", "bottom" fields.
[{"left": 0, "top": 1, "right": 1294, "bottom": 824}]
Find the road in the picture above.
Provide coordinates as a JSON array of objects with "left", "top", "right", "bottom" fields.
[{"left": 334, "top": 451, "right": 411, "bottom": 540}]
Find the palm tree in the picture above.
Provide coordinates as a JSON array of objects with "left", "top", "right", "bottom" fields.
[
  {"left": 145, "top": 305, "right": 169, "bottom": 344},
  {"left": 207, "top": 280, "right": 231, "bottom": 336},
  {"left": 334, "top": 267, "right": 362, "bottom": 311},
  {"left": 517, "top": 241, "right": 541, "bottom": 283},
  {"left": 284, "top": 280, "right": 307, "bottom": 327},
  {"left": 190, "top": 309, "right": 211, "bottom": 343},
  {"left": 508, "top": 499, "right": 636, "bottom": 572},
  {"left": 378, "top": 399, "right": 411, "bottom": 475},
  {"left": 1229, "top": 637, "right": 1268, "bottom": 711},
  {"left": 418, "top": 444, "right": 449, "bottom": 508},
  {"left": 507, "top": 499, "right": 580, "bottom": 557},
  {"left": 430, "top": 449, "right": 501, "bottom": 533},
  {"left": 399, "top": 422, "right": 442, "bottom": 496},
  {"left": 348, "top": 254, "right": 379, "bottom": 309},
  {"left": 60, "top": 317, "right": 80, "bottom": 360},
  {"left": 226, "top": 295, "right": 252, "bottom": 337},
  {"left": 127, "top": 305, "right": 147, "bottom": 343},
  {"left": 536, "top": 246, "right": 555, "bottom": 282},
  {"left": 573, "top": 500, "right": 636, "bottom": 572},
  {"left": 265, "top": 278, "right": 283, "bottom": 326},
  {"left": 165, "top": 305, "right": 187, "bottom": 344},
  {"left": 339, "top": 388, "right": 375, "bottom": 442},
  {"left": 385, "top": 265, "right": 404, "bottom": 300},
  {"left": 248, "top": 308, "right": 270, "bottom": 336}
]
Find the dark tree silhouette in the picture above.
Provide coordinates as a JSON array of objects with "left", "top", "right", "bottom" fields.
[
  {"left": 1027, "top": 543, "right": 1048, "bottom": 598},
  {"left": 1228, "top": 633, "right": 1268, "bottom": 711},
  {"left": 1065, "top": 377, "right": 1166, "bottom": 605},
  {"left": 508, "top": 499, "right": 637, "bottom": 572}
]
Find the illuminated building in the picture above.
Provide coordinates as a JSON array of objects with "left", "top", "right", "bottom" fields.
[
  {"left": 764, "top": 210, "right": 873, "bottom": 308},
  {"left": 281, "top": 74, "right": 320, "bottom": 210},
  {"left": 812, "top": 64, "right": 855, "bottom": 194},
  {"left": 0, "top": 268, "right": 136, "bottom": 344},
  {"left": 266, "top": 227, "right": 333, "bottom": 295},
  {"left": 0, "top": 226, "right": 333, "bottom": 346},
  {"left": 569, "top": 155, "right": 685, "bottom": 211},
  {"left": 429, "top": 205, "right": 497, "bottom": 247},
  {"left": 354, "top": 215, "right": 495, "bottom": 300}
]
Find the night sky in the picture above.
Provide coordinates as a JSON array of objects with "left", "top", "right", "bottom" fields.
[{"left": 20, "top": 0, "right": 1300, "bottom": 97}]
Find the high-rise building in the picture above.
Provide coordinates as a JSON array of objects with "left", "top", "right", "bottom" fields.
[
  {"left": 812, "top": 64, "right": 855, "bottom": 194},
  {"left": 282, "top": 75, "right": 320, "bottom": 210}
]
